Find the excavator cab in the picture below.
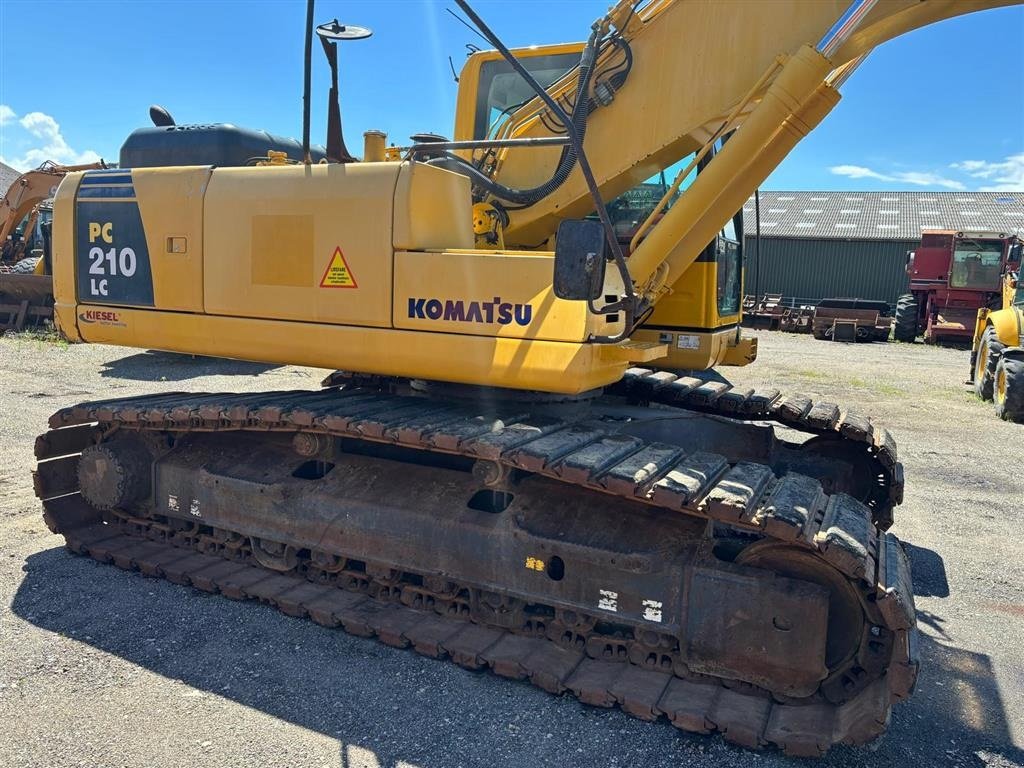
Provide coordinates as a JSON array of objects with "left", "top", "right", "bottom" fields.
[{"left": 455, "top": 43, "right": 752, "bottom": 370}]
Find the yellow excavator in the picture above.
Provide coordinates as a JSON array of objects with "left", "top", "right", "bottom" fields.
[
  {"left": 31, "top": 0, "right": 1016, "bottom": 755},
  {"left": 0, "top": 160, "right": 106, "bottom": 331}
]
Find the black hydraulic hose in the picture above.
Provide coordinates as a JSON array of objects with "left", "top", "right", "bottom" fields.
[
  {"left": 426, "top": 24, "right": 600, "bottom": 207},
  {"left": 453, "top": 0, "right": 637, "bottom": 341}
]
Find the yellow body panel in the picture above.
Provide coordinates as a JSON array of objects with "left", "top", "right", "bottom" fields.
[
  {"left": 633, "top": 326, "right": 753, "bottom": 370},
  {"left": 56, "top": 303, "right": 658, "bottom": 394},
  {"left": 393, "top": 250, "right": 622, "bottom": 342},
  {"left": 50, "top": 175, "right": 79, "bottom": 307},
  {"left": 133, "top": 167, "right": 209, "bottom": 312},
  {"left": 52, "top": 161, "right": 662, "bottom": 393},
  {"left": 203, "top": 162, "right": 472, "bottom": 327},
  {"left": 634, "top": 258, "right": 746, "bottom": 368}
]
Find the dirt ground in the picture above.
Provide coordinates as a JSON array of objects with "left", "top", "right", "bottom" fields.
[{"left": 1, "top": 330, "right": 1022, "bottom": 768}]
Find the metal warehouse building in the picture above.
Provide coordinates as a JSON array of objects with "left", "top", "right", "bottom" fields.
[{"left": 739, "top": 191, "right": 1024, "bottom": 305}]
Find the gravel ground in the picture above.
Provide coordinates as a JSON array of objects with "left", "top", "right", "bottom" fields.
[{"left": 1, "top": 330, "right": 1022, "bottom": 768}]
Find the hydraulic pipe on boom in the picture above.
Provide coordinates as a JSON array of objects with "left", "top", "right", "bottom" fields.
[{"left": 627, "top": 47, "right": 838, "bottom": 297}]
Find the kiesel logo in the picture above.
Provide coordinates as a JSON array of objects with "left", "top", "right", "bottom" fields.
[
  {"left": 78, "top": 309, "right": 123, "bottom": 325},
  {"left": 408, "top": 297, "right": 533, "bottom": 326}
]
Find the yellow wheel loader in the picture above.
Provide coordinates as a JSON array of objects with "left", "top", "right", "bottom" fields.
[
  {"left": 970, "top": 266, "right": 1024, "bottom": 422},
  {"left": 30, "top": 0, "right": 1019, "bottom": 755}
]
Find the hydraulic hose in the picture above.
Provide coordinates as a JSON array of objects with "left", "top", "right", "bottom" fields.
[{"left": 425, "top": 27, "right": 602, "bottom": 207}]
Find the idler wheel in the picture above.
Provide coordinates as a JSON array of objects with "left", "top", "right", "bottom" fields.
[
  {"left": 736, "top": 540, "right": 864, "bottom": 675},
  {"left": 78, "top": 440, "right": 152, "bottom": 510}
]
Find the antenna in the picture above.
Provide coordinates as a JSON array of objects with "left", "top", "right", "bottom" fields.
[{"left": 302, "top": 0, "right": 315, "bottom": 164}]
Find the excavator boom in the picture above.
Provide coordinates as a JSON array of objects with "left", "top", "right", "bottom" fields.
[
  {"left": 468, "top": 0, "right": 1011, "bottom": 250},
  {"left": 1, "top": 161, "right": 106, "bottom": 249},
  {"left": 450, "top": 0, "right": 1017, "bottom": 368}
]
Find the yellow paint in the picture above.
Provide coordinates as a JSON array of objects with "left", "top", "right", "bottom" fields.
[
  {"left": 362, "top": 130, "right": 387, "bottom": 163},
  {"left": 58, "top": 302, "right": 658, "bottom": 394},
  {"left": 975, "top": 282, "right": 1024, "bottom": 350},
  {"left": 50, "top": 172, "right": 81, "bottom": 338},
  {"left": 251, "top": 215, "right": 314, "bottom": 288},
  {"left": 392, "top": 250, "right": 598, "bottom": 342},
  {"left": 88, "top": 221, "right": 113, "bottom": 243},
  {"left": 203, "top": 163, "right": 399, "bottom": 327},
  {"left": 392, "top": 162, "right": 474, "bottom": 252},
  {"left": 633, "top": 326, "right": 751, "bottom": 370},
  {"left": 132, "top": 166, "right": 210, "bottom": 312},
  {"left": 525, "top": 557, "right": 545, "bottom": 572}
]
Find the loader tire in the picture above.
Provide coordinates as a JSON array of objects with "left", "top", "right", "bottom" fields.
[
  {"left": 893, "top": 294, "right": 918, "bottom": 342},
  {"left": 994, "top": 354, "right": 1024, "bottom": 423},
  {"left": 10, "top": 255, "right": 41, "bottom": 274},
  {"left": 973, "top": 327, "right": 1004, "bottom": 401}
]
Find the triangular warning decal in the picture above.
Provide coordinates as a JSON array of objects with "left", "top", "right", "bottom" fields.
[{"left": 319, "top": 247, "right": 358, "bottom": 288}]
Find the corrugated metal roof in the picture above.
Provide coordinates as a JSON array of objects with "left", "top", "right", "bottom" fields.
[
  {"left": 741, "top": 190, "right": 1024, "bottom": 240},
  {"left": 0, "top": 161, "right": 21, "bottom": 198}
]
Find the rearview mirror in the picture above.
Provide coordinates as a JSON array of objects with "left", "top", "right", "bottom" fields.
[{"left": 553, "top": 219, "right": 607, "bottom": 301}]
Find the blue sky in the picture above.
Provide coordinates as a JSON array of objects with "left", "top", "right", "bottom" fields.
[{"left": 1, "top": 0, "right": 1022, "bottom": 191}]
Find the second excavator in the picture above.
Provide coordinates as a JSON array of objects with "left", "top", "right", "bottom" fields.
[
  {"left": 0, "top": 160, "right": 106, "bottom": 330},
  {"left": 31, "top": 0, "right": 1017, "bottom": 755}
]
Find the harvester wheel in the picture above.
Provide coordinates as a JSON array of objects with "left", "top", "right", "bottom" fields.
[
  {"left": 973, "top": 327, "right": 1004, "bottom": 401},
  {"left": 10, "top": 255, "right": 41, "bottom": 274},
  {"left": 994, "top": 355, "right": 1024, "bottom": 423},
  {"left": 893, "top": 294, "right": 918, "bottom": 342}
]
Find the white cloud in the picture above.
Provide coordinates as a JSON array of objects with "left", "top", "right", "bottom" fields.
[
  {"left": 0, "top": 110, "right": 103, "bottom": 172},
  {"left": 829, "top": 164, "right": 965, "bottom": 190},
  {"left": 829, "top": 164, "right": 887, "bottom": 182},
  {"left": 950, "top": 154, "right": 1024, "bottom": 191}
]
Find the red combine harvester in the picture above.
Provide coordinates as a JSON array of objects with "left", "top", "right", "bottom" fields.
[{"left": 894, "top": 229, "right": 1022, "bottom": 344}]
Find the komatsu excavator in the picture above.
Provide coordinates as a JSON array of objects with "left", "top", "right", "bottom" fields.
[{"left": 31, "top": 0, "right": 1016, "bottom": 755}]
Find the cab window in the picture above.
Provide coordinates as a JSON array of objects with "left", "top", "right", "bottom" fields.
[
  {"left": 950, "top": 240, "right": 1003, "bottom": 289},
  {"left": 474, "top": 53, "right": 578, "bottom": 139},
  {"left": 716, "top": 237, "right": 741, "bottom": 316}
]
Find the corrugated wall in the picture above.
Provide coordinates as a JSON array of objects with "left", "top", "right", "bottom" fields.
[{"left": 741, "top": 236, "right": 916, "bottom": 305}]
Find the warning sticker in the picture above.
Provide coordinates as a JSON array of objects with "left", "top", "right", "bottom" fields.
[{"left": 319, "top": 247, "right": 358, "bottom": 288}]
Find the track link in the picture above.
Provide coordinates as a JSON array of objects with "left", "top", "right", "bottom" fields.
[{"left": 33, "top": 386, "right": 918, "bottom": 756}]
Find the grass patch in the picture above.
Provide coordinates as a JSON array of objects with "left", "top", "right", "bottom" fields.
[
  {"left": 5, "top": 326, "right": 69, "bottom": 349},
  {"left": 840, "top": 376, "right": 908, "bottom": 397},
  {"left": 943, "top": 387, "right": 988, "bottom": 405},
  {"left": 795, "top": 368, "right": 830, "bottom": 381}
]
